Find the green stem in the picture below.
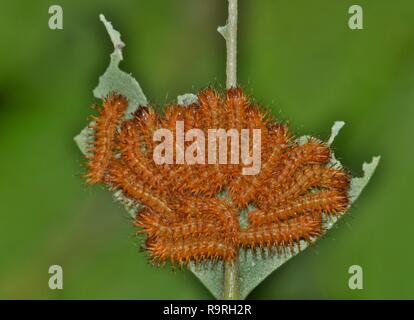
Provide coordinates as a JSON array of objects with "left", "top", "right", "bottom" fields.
[
  {"left": 223, "top": 260, "right": 239, "bottom": 299},
  {"left": 219, "top": 0, "right": 240, "bottom": 300},
  {"left": 218, "top": 0, "right": 238, "bottom": 89}
]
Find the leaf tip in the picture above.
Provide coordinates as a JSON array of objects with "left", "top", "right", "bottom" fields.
[
  {"left": 99, "top": 14, "right": 125, "bottom": 60},
  {"left": 349, "top": 155, "right": 380, "bottom": 203},
  {"left": 328, "top": 121, "right": 345, "bottom": 146}
]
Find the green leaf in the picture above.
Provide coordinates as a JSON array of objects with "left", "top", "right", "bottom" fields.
[
  {"left": 93, "top": 14, "right": 147, "bottom": 114},
  {"left": 74, "top": 14, "right": 148, "bottom": 155},
  {"left": 190, "top": 122, "right": 380, "bottom": 299},
  {"left": 74, "top": 14, "right": 147, "bottom": 217}
]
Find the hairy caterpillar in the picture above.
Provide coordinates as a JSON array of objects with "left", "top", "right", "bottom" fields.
[
  {"left": 106, "top": 160, "right": 174, "bottom": 218},
  {"left": 147, "top": 236, "right": 237, "bottom": 265},
  {"left": 240, "top": 214, "right": 322, "bottom": 251},
  {"left": 225, "top": 87, "right": 249, "bottom": 131},
  {"left": 229, "top": 123, "right": 291, "bottom": 208},
  {"left": 136, "top": 208, "right": 222, "bottom": 240},
  {"left": 171, "top": 196, "right": 240, "bottom": 242},
  {"left": 258, "top": 164, "right": 350, "bottom": 207},
  {"left": 119, "top": 119, "right": 170, "bottom": 195},
  {"left": 82, "top": 88, "right": 351, "bottom": 265},
  {"left": 249, "top": 190, "right": 349, "bottom": 225},
  {"left": 133, "top": 106, "right": 160, "bottom": 161},
  {"left": 85, "top": 94, "right": 128, "bottom": 184}
]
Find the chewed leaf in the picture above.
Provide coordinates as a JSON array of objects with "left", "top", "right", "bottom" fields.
[
  {"left": 93, "top": 14, "right": 147, "bottom": 115},
  {"left": 112, "top": 189, "right": 141, "bottom": 218},
  {"left": 75, "top": 15, "right": 148, "bottom": 157},
  {"left": 74, "top": 125, "right": 94, "bottom": 157},
  {"left": 190, "top": 122, "right": 380, "bottom": 299},
  {"left": 349, "top": 156, "right": 380, "bottom": 203},
  {"left": 74, "top": 15, "right": 148, "bottom": 212},
  {"left": 328, "top": 121, "right": 345, "bottom": 146}
]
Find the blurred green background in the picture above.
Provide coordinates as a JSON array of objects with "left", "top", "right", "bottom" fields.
[{"left": 0, "top": 0, "right": 413, "bottom": 299}]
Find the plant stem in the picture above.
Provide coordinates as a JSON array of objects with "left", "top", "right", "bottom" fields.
[
  {"left": 219, "top": 0, "right": 240, "bottom": 300},
  {"left": 218, "top": 0, "right": 238, "bottom": 89},
  {"left": 223, "top": 259, "right": 239, "bottom": 300}
]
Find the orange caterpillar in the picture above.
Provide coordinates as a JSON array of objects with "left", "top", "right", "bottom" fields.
[
  {"left": 248, "top": 190, "right": 349, "bottom": 225},
  {"left": 133, "top": 106, "right": 160, "bottom": 161},
  {"left": 85, "top": 94, "right": 128, "bottom": 184},
  {"left": 136, "top": 208, "right": 222, "bottom": 239},
  {"left": 164, "top": 90, "right": 233, "bottom": 196},
  {"left": 198, "top": 88, "right": 226, "bottom": 131},
  {"left": 147, "top": 236, "right": 237, "bottom": 265},
  {"left": 240, "top": 214, "right": 322, "bottom": 251},
  {"left": 171, "top": 196, "right": 239, "bottom": 235},
  {"left": 270, "top": 141, "right": 332, "bottom": 186},
  {"left": 106, "top": 160, "right": 174, "bottom": 218},
  {"left": 118, "top": 119, "right": 170, "bottom": 196},
  {"left": 228, "top": 123, "right": 290, "bottom": 208},
  {"left": 83, "top": 88, "right": 350, "bottom": 266},
  {"left": 225, "top": 87, "right": 249, "bottom": 131},
  {"left": 258, "top": 165, "right": 350, "bottom": 207}
]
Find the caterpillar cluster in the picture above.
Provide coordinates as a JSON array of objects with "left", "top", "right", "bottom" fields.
[{"left": 83, "top": 88, "right": 350, "bottom": 266}]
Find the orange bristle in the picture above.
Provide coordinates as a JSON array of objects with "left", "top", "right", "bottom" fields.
[
  {"left": 240, "top": 214, "right": 323, "bottom": 250},
  {"left": 249, "top": 190, "right": 349, "bottom": 225},
  {"left": 85, "top": 94, "right": 128, "bottom": 184}
]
